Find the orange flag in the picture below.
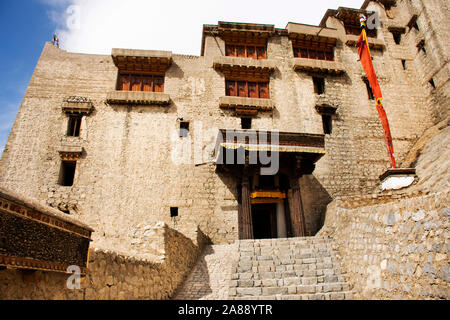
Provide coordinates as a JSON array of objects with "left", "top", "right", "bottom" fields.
[{"left": 357, "top": 28, "right": 396, "bottom": 168}]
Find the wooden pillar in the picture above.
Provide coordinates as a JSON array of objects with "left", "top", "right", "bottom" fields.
[
  {"left": 240, "top": 167, "right": 254, "bottom": 239},
  {"left": 290, "top": 177, "right": 306, "bottom": 237}
]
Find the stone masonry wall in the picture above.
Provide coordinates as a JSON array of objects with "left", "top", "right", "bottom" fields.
[
  {"left": 318, "top": 191, "right": 449, "bottom": 299},
  {"left": 0, "top": 222, "right": 207, "bottom": 300}
]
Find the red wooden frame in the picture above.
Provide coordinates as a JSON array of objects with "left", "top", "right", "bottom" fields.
[
  {"left": 117, "top": 74, "right": 165, "bottom": 92},
  {"left": 226, "top": 80, "right": 269, "bottom": 99}
]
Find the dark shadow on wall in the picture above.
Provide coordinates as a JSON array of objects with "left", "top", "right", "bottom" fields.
[
  {"left": 299, "top": 174, "right": 333, "bottom": 236},
  {"left": 171, "top": 245, "right": 214, "bottom": 300}
]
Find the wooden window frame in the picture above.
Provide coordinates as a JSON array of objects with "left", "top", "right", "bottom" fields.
[
  {"left": 117, "top": 73, "right": 165, "bottom": 92},
  {"left": 225, "top": 80, "right": 270, "bottom": 99},
  {"left": 293, "top": 47, "right": 334, "bottom": 61},
  {"left": 67, "top": 115, "right": 82, "bottom": 137},
  {"left": 225, "top": 44, "right": 267, "bottom": 60}
]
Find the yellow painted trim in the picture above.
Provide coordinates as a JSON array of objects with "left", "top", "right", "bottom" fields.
[{"left": 250, "top": 191, "right": 286, "bottom": 199}]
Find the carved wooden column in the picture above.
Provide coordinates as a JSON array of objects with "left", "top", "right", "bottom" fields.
[
  {"left": 289, "top": 157, "right": 307, "bottom": 237},
  {"left": 290, "top": 177, "right": 306, "bottom": 237},
  {"left": 240, "top": 166, "right": 254, "bottom": 239}
]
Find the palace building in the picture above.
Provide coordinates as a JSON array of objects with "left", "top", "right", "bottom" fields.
[{"left": 0, "top": 0, "right": 448, "bottom": 300}]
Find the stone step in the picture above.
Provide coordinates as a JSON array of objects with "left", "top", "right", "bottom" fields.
[
  {"left": 234, "top": 263, "right": 347, "bottom": 275},
  {"left": 233, "top": 267, "right": 347, "bottom": 279},
  {"left": 236, "top": 256, "right": 342, "bottom": 265},
  {"left": 231, "top": 282, "right": 352, "bottom": 297},
  {"left": 232, "top": 274, "right": 350, "bottom": 287},
  {"left": 230, "top": 291, "right": 354, "bottom": 300}
]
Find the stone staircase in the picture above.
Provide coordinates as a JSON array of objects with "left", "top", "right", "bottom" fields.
[{"left": 228, "top": 237, "right": 354, "bottom": 300}]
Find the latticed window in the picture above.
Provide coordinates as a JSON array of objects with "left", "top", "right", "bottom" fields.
[
  {"left": 225, "top": 44, "right": 267, "bottom": 60},
  {"left": 117, "top": 74, "right": 164, "bottom": 92},
  {"left": 225, "top": 80, "right": 269, "bottom": 99}
]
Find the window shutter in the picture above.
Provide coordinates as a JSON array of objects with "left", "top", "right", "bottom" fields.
[
  {"left": 248, "top": 82, "right": 258, "bottom": 98},
  {"left": 226, "top": 80, "right": 236, "bottom": 96},
  {"left": 154, "top": 76, "right": 164, "bottom": 92},
  {"left": 258, "top": 82, "right": 269, "bottom": 99},
  {"left": 247, "top": 46, "right": 257, "bottom": 59},
  {"left": 238, "top": 81, "right": 247, "bottom": 97},
  {"left": 130, "top": 75, "right": 142, "bottom": 91},
  {"left": 257, "top": 47, "right": 266, "bottom": 59},
  {"left": 226, "top": 45, "right": 235, "bottom": 57},
  {"left": 237, "top": 46, "right": 246, "bottom": 58},
  {"left": 118, "top": 74, "right": 130, "bottom": 91},
  {"left": 142, "top": 76, "right": 153, "bottom": 92}
]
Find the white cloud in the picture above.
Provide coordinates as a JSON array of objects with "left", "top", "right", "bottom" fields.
[{"left": 48, "top": 0, "right": 365, "bottom": 55}]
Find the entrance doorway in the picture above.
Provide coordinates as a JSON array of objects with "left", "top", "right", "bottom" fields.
[{"left": 252, "top": 203, "right": 277, "bottom": 239}]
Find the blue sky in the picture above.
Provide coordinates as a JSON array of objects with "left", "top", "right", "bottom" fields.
[
  {"left": 0, "top": 0, "right": 56, "bottom": 155},
  {"left": 0, "top": 0, "right": 365, "bottom": 156}
]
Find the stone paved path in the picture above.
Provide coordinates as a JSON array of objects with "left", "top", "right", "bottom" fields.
[{"left": 173, "top": 243, "right": 238, "bottom": 300}]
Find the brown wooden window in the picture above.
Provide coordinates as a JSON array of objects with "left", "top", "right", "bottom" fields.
[
  {"left": 67, "top": 115, "right": 82, "bottom": 137},
  {"left": 225, "top": 44, "right": 267, "bottom": 59},
  {"left": 226, "top": 80, "right": 270, "bottom": 99},
  {"left": 294, "top": 47, "right": 334, "bottom": 61},
  {"left": 344, "top": 24, "right": 377, "bottom": 38},
  {"left": 59, "top": 161, "right": 76, "bottom": 187},
  {"left": 117, "top": 74, "right": 164, "bottom": 92}
]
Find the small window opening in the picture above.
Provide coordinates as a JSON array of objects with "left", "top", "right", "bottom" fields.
[
  {"left": 313, "top": 77, "right": 325, "bottom": 95},
  {"left": 392, "top": 32, "right": 402, "bottom": 45},
  {"left": 170, "top": 207, "right": 178, "bottom": 218},
  {"left": 429, "top": 78, "right": 436, "bottom": 89},
  {"left": 59, "top": 161, "right": 76, "bottom": 187},
  {"left": 402, "top": 60, "right": 406, "bottom": 70},
  {"left": 179, "top": 122, "right": 189, "bottom": 138},
  {"left": 363, "top": 78, "right": 375, "bottom": 100},
  {"left": 322, "top": 114, "right": 333, "bottom": 134},
  {"left": 67, "top": 115, "right": 82, "bottom": 137},
  {"left": 241, "top": 118, "right": 252, "bottom": 129}
]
